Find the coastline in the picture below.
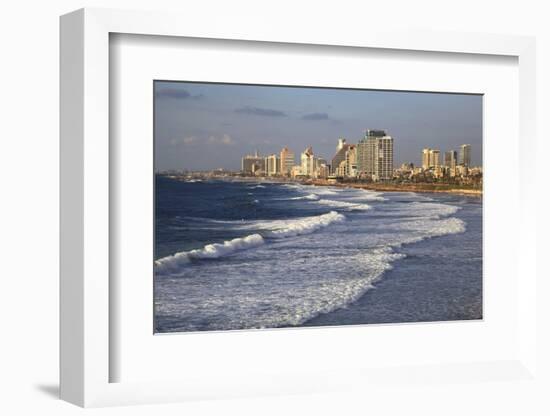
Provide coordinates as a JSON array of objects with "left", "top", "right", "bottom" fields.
[
  {"left": 155, "top": 177, "right": 482, "bottom": 331},
  {"left": 308, "top": 179, "right": 483, "bottom": 197},
  {"left": 162, "top": 174, "right": 482, "bottom": 197},
  {"left": 303, "top": 192, "right": 482, "bottom": 327}
]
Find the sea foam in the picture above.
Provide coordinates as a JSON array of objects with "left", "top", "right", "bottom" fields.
[
  {"left": 155, "top": 233, "right": 265, "bottom": 274},
  {"left": 155, "top": 211, "right": 346, "bottom": 274},
  {"left": 155, "top": 187, "right": 474, "bottom": 332},
  {"left": 316, "top": 198, "right": 372, "bottom": 211}
]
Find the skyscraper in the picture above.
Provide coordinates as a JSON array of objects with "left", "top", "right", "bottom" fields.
[
  {"left": 336, "top": 138, "right": 347, "bottom": 152},
  {"left": 429, "top": 149, "right": 441, "bottom": 167},
  {"left": 300, "top": 146, "right": 315, "bottom": 177},
  {"left": 357, "top": 129, "right": 394, "bottom": 181},
  {"left": 331, "top": 139, "right": 350, "bottom": 176},
  {"left": 422, "top": 148, "right": 431, "bottom": 170},
  {"left": 345, "top": 145, "right": 357, "bottom": 178},
  {"left": 444, "top": 150, "right": 457, "bottom": 169},
  {"left": 421, "top": 148, "right": 441, "bottom": 169},
  {"left": 280, "top": 147, "right": 295, "bottom": 176},
  {"left": 264, "top": 154, "right": 280, "bottom": 176},
  {"left": 460, "top": 144, "right": 471, "bottom": 167}
]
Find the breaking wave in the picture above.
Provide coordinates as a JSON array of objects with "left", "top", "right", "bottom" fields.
[
  {"left": 155, "top": 234, "right": 265, "bottom": 274},
  {"left": 316, "top": 199, "right": 372, "bottom": 211},
  {"left": 155, "top": 180, "right": 475, "bottom": 333},
  {"left": 155, "top": 211, "right": 346, "bottom": 274},
  {"left": 290, "top": 193, "right": 320, "bottom": 201}
]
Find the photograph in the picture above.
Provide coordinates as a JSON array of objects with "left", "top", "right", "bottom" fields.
[{"left": 153, "top": 81, "right": 483, "bottom": 333}]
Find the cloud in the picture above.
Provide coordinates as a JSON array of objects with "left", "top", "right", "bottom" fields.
[
  {"left": 302, "top": 112, "right": 329, "bottom": 120},
  {"left": 170, "top": 134, "right": 235, "bottom": 146},
  {"left": 170, "top": 136, "right": 197, "bottom": 146},
  {"left": 235, "top": 106, "right": 287, "bottom": 117},
  {"left": 208, "top": 134, "right": 234, "bottom": 145},
  {"left": 156, "top": 88, "right": 202, "bottom": 100}
]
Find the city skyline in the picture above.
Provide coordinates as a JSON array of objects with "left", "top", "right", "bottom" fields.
[
  {"left": 155, "top": 81, "right": 483, "bottom": 171},
  {"left": 237, "top": 134, "right": 478, "bottom": 184}
]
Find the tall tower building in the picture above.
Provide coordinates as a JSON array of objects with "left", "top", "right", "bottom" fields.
[
  {"left": 336, "top": 138, "right": 347, "bottom": 152},
  {"left": 300, "top": 146, "right": 315, "bottom": 177},
  {"left": 331, "top": 139, "right": 350, "bottom": 176},
  {"left": 357, "top": 129, "right": 394, "bottom": 181},
  {"left": 421, "top": 148, "right": 441, "bottom": 169},
  {"left": 264, "top": 154, "right": 280, "bottom": 176},
  {"left": 279, "top": 147, "right": 295, "bottom": 176},
  {"left": 444, "top": 150, "right": 457, "bottom": 168},
  {"left": 460, "top": 144, "right": 472, "bottom": 167},
  {"left": 429, "top": 149, "right": 441, "bottom": 167},
  {"left": 422, "top": 148, "right": 431, "bottom": 170}
]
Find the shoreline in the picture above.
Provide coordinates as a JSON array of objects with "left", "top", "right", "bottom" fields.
[
  {"left": 161, "top": 174, "right": 482, "bottom": 197},
  {"left": 303, "top": 192, "right": 482, "bottom": 327},
  {"left": 307, "top": 179, "right": 483, "bottom": 197}
]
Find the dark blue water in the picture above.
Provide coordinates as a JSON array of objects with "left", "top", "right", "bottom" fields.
[{"left": 154, "top": 176, "right": 482, "bottom": 333}]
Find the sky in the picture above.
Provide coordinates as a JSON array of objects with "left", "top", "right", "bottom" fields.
[{"left": 154, "top": 81, "right": 482, "bottom": 171}]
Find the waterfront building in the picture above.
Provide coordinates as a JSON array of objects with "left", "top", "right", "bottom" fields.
[
  {"left": 264, "top": 154, "right": 280, "bottom": 176},
  {"left": 316, "top": 161, "right": 330, "bottom": 179},
  {"left": 433, "top": 165, "right": 444, "bottom": 178},
  {"left": 444, "top": 150, "right": 457, "bottom": 169},
  {"left": 290, "top": 165, "right": 302, "bottom": 179},
  {"left": 357, "top": 129, "right": 394, "bottom": 181},
  {"left": 300, "top": 146, "right": 315, "bottom": 177},
  {"left": 460, "top": 144, "right": 472, "bottom": 167},
  {"left": 421, "top": 148, "right": 441, "bottom": 170},
  {"left": 331, "top": 139, "right": 350, "bottom": 176},
  {"left": 336, "top": 138, "right": 347, "bottom": 152},
  {"left": 345, "top": 145, "right": 357, "bottom": 178},
  {"left": 314, "top": 158, "right": 328, "bottom": 179},
  {"left": 456, "top": 164, "right": 469, "bottom": 176},
  {"left": 280, "top": 147, "right": 295, "bottom": 176},
  {"left": 241, "top": 150, "right": 265, "bottom": 174},
  {"left": 336, "top": 160, "right": 346, "bottom": 177},
  {"left": 431, "top": 150, "right": 440, "bottom": 167},
  {"left": 422, "top": 148, "right": 431, "bottom": 170}
]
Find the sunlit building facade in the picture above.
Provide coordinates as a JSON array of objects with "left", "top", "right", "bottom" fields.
[{"left": 357, "top": 130, "right": 394, "bottom": 181}]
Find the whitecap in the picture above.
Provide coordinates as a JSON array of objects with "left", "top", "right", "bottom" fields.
[
  {"left": 316, "top": 199, "right": 372, "bottom": 211},
  {"left": 155, "top": 233, "right": 265, "bottom": 274}
]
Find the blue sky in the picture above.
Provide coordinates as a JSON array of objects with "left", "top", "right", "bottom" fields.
[{"left": 154, "top": 81, "right": 482, "bottom": 171}]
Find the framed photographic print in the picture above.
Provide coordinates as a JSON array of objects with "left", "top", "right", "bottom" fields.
[
  {"left": 60, "top": 8, "right": 538, "bottom": 408},
  {"left": 152, "top": 81, "right": 483, "bottom": 334}
]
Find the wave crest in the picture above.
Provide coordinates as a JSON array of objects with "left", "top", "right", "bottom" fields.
[
  {"left": 155, "top": 234, "right": 264, "bottom": 274},
  {"left": 155, "top": 211, "right": 346, "bottom": 274},
  {"left": 266, "top": 211, "right": 345, "bottom": 238},
  {"left": 316, "top": 199, "right": 372, "bottom": 211}
]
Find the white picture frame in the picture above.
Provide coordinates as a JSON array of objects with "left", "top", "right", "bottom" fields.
[{"left": 60, "top": 7, "right": 538, "bottom": 408}]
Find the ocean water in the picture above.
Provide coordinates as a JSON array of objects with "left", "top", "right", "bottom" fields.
[{"left": 154, "top": 176, "right": 482, "bottom": 333}]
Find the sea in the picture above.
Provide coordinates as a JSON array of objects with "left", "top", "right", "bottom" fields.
[{"left": 154, "top": 176, "right": 482, "bottom": 333}]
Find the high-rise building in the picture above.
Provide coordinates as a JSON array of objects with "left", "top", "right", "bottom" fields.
[
  {"left": 344, "top": 145, "right": 357, "bottom": 177},
  {"left": 460, "top": 144, "right": 471, "bottom": 167},
  {"left": 280, "top": 147, "right": 295, "bottom": 176},
  {"left": 357, "top": 130, "right": 394, "bottom": 181},
  {"left": 421, "top": 148, "right": 440, "bottom": 169},
  {"left": 300, "top": 146, "right": 315, "bottom": 177},
  {"left": 336, "top": 138, "right": 347, "bottom": 152},
  {"left": 264, "top": 154, "right": 280, "bottom": 176},
  {"left": 241, "top": 150, "right": 265, "bottom": 174},
  {"left": 316, "top": 161, "right": 330, "bottom": 179},
  {"left": 444, "top": 150, "right": 457, "bottom": 169},
  {"left": 430, "top": 149, "right": 440, "bottom": 167},
  {"left": 422, "top": 148, "right": 431, "bottom": 170},
  {"left": 331, "top": 139, "right": 350, "bottom": 176}
]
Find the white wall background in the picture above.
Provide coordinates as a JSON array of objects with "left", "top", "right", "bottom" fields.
[{"left": 0, "top": 0, "right": 548, "bottom": 415}]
